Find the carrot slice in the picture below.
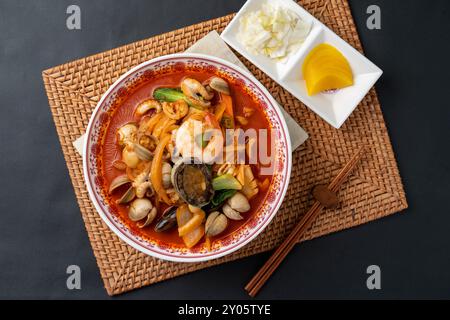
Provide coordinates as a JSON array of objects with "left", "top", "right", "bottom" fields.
[
  {"left": 178, "top": 210, "right": 205, "bottom": 237},
  {"left": 222, "top": 94, "right": 234, "bottom": 118},
  {"left": 214, "top": 101, "right": 226, "bottom": 122},
  {"left": 150, "top": 134, "right": 172, "bottom": 204},
  {"left": 215, "top": 94, "right": 234, "bottom": 129}
]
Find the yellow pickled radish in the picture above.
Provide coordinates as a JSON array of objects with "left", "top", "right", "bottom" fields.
[
  {"left": 303, "top": 53, "right": 352, "bottom": 80},
  {"left": 303, "top": 43, "right": 354, "bottom": 96},
  {"left": 303, "top": 44, "right": 348, "bottom": 72}
]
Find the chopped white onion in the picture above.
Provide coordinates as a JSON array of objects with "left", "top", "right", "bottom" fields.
[{"left": 237, "top": 2, "right": 312, "bottom": 62}]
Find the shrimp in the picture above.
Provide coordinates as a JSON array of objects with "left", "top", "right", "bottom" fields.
[{"left": 175, "top": 112, "right": 223, "bottom": 164}]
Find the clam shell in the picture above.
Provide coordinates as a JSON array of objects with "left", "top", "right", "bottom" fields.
[
  {"left": 228, "top": 192, "right": 250, "bottom": 213},
  {"left": 222, "top": 204, "right": 243, "bottom": 221},
  {"left": 116, "top": 186, "right": 136, "bottom": 204},
  {"left": 128, "top": 198, "right": 153, "bottom": 221},
  {"left": 209, "top": 77, "right": 230, "bottom": 95},
  {"left": 109, "top": 174, "right": 131, "bottom": 194},
  {"left": 138, "top": 207, "right": 157, "bottom": 228},
  {"left": 205, "top": 212, "right": 228, "bottom": 237}
]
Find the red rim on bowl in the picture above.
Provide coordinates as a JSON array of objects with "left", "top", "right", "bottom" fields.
[{"left": 82, "top": 53, "right": 292, "bottom": 263}]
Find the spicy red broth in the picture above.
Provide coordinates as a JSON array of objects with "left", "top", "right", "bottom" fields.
[{"left": 98, "top": 69, "right": 274, "bottom": 247}]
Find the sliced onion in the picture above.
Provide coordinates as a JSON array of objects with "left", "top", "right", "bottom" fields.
[{"left": 237, "top": 2, "right": 311, "bottom": 62}]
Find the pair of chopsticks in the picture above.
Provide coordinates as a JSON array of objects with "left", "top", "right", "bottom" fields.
[{"left": 245, "top": 147, "right": 365, "bottom": 297}]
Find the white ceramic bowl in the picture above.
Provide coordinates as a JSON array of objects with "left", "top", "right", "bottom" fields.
[{"left": 83, "top": 53, "right": 292, "bottom": 263}]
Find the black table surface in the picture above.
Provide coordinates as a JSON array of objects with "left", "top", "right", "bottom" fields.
[{"left": 0, "top": 0, "right": 449, "bottom": 299}]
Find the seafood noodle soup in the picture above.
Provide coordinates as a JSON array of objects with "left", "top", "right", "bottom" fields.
[{"left": 99, "top": 66, "right": 275, "bottom": 250}]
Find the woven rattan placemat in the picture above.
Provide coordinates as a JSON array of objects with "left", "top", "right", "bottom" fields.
[{"left": 42, "top": 0, "right": 407, "bottom": 295}]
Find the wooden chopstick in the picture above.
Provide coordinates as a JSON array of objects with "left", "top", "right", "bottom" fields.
[{"left": 245, "top": 147, "right": 365, "bottom": 297}]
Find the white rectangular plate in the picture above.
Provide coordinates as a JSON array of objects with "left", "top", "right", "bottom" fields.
[{"left": 221, "top": 0, "right": 383, "bottom": 128}]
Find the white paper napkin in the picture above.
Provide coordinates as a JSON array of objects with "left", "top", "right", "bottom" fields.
[{"left": 72, "top": 31, "right": 308, "bottom": 155}]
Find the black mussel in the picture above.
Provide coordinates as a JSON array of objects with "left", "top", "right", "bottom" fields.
[{"left": 154, "top": 206, "right": 177, "bottom": 232}]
